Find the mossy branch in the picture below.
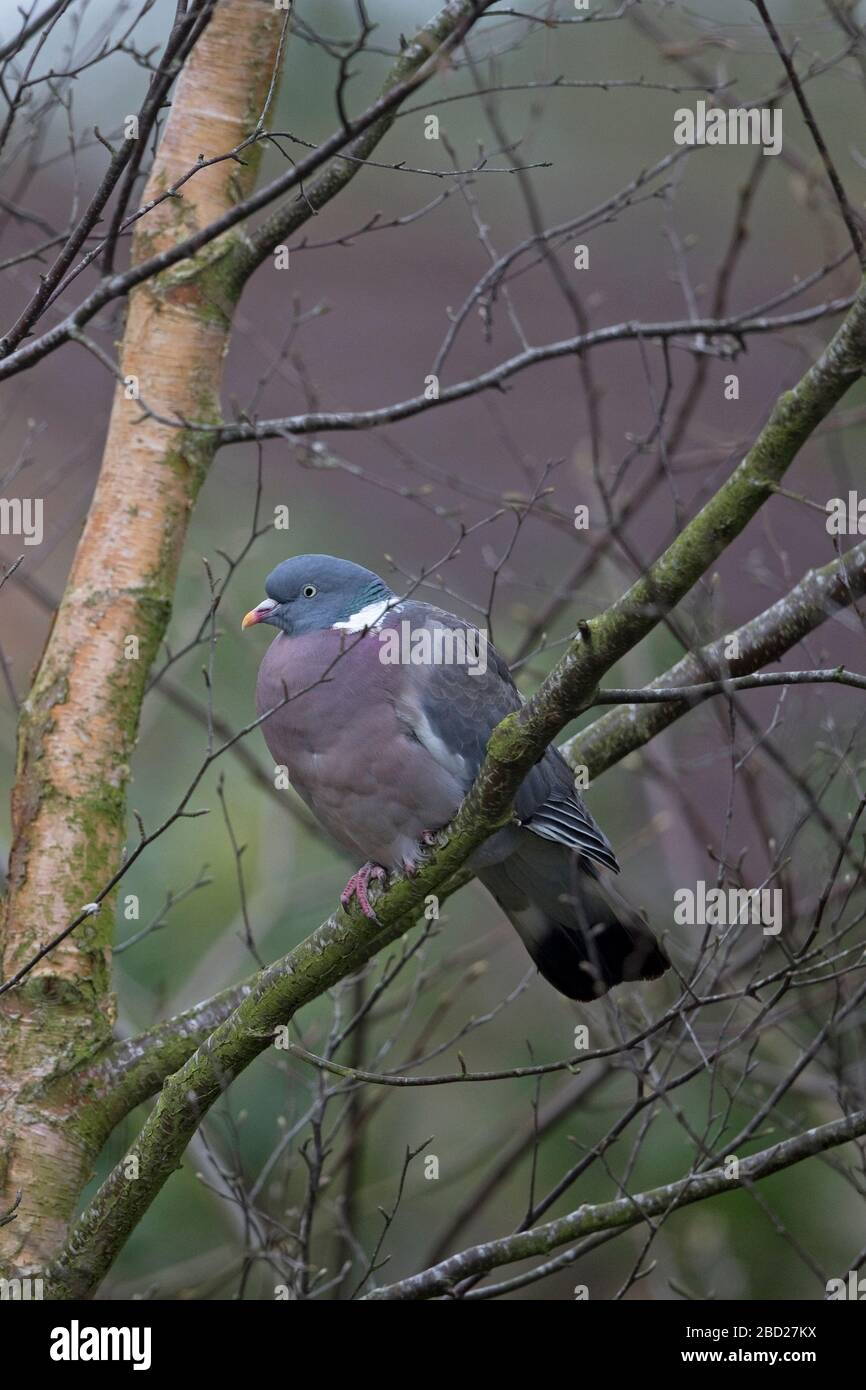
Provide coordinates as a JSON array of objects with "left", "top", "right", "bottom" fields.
[
  {"left": 238, "top": 0, "right": 497, "bottom": 278},
  {"left": 364, "top": 1106, "right": 866, "bottom": 1299},
  {"left": 87, "top": 536, "right": 866, "bottom": 1129},
  {"left": 564, "top": 537, "right": 866, "bottom": 779},
  {"left": 45, "top": 274, "right": 866, "bottom": 1297}
]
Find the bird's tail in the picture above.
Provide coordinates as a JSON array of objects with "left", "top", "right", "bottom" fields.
[{"left": 477, "top": 834, "right": 669, "bottom": 1001}]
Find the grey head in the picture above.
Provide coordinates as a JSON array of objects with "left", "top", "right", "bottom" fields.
[{"left": 242, "top": 554, "right": 395, "bottom": 637}]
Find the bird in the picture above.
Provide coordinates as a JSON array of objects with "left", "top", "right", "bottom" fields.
[{"left": 243, "top": 554, "right": 669, "bottom": 1002}]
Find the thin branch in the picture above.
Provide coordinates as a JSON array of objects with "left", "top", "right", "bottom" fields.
[
  {"left": 753, "top": 0, "right": 865, "bottom": 267},
  {"left": 594, "top": 667, "right": 866, "bottom": 704},
  {"left": 365, "top": 1106, "right": 866, "bottom": 1299}
]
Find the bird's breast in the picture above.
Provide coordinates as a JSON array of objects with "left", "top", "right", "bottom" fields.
[
  {"left": 254, "top": 626, "right": 401, "bottom": 802},
  {"left": 252, "top": 624, "right": 464, "bottom": 866}
]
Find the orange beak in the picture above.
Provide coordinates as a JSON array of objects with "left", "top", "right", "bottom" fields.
[{"left": 242, "top": 598, "right": 278, "bottom": 630}]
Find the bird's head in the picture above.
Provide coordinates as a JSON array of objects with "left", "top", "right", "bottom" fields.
[{"left": 242, "top": 554, "right": 396, "bottom": 638}]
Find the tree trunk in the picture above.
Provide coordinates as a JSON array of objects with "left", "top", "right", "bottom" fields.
[{"left": 0, "top": 0, "right": 283, "bottom": 1276}]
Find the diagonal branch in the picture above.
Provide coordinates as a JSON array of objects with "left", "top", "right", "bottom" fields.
[
  {"left": 754, "top": 0, "right": 865, "bottom": 267},
  {"left": 88, "top": 532, "right": 866, "bottom": 1125},
  {"left": 564, "top": 538, "right": 866, "bottom": 778},
  {"left": 44, "top": 272, "right": 866, "bottom": 1297},
  {"left": 363, "top": 1105, "right": 866, "bottom": 1298},
  {"left": 0, "top": 0, "right": 498, "bottom": 384}
]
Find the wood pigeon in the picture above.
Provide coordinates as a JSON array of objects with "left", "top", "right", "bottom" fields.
[{"left": 243, "top": 555, "right": 669, "bottom": 1001}]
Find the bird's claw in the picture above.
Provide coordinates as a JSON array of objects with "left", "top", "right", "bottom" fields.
[{"left": 341, "top": 862, "right": 387, "bottom": 922}]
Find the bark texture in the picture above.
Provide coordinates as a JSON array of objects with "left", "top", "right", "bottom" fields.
[{"left": 0, "top": 0, "right": 283, "bottom": 1274}]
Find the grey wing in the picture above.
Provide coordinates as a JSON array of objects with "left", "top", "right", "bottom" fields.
[
  {"left": 400, "top": 603, "right": 620, "bottom": 875},
  {"left": 393, "top": 603, "right": 522, "bottom": 772}
]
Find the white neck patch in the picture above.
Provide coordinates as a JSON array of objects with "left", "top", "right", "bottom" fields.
[{"left": 332, "top": 598, "right": 395, "bottom": 633}]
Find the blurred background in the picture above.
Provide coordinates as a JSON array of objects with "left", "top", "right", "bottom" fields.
[{"left": 1, "top": 0, "right": 865, "bottom": 1298}]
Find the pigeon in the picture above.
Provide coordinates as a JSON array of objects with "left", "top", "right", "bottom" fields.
[{"left": 243, "top": 555, "right": 669, "bottom": 1001}]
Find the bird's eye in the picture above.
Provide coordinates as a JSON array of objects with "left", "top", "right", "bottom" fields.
[{"left": 302, "top": 584, "right": 317, "bottom": 598}]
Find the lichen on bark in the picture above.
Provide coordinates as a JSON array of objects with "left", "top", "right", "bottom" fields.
[{"left": 0, "top": 0, "right": 284, "bottom": 1276}]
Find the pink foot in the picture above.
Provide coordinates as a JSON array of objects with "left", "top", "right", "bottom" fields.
[{"left": 340, "top": 862, "right": 387, "bottom": 921}]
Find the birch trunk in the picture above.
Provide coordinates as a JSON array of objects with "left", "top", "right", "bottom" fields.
[{"left": 0, "top": 0, "right": 283, "bottom": 1276}]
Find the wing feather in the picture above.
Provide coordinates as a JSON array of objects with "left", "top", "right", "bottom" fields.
[{"left": 394, "top": 602, "right": 619, "bottom": 873}]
